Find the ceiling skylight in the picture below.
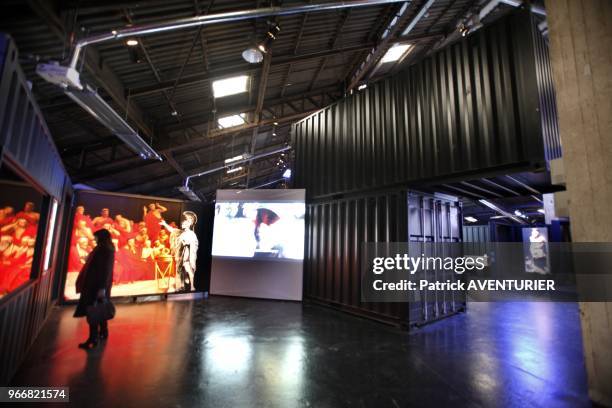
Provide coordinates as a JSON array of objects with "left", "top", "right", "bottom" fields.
[
  {"left": 212, "top": 75, "right": 249, "bottom": 98},
  {"left": 380, "top": 44, "right": 411, "bottom": 64},
  {"left": 218, "top": 113, "right": 246, "bottom": 129}
]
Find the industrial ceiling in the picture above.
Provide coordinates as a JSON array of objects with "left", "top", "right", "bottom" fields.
[{"left": 1, "top": 0, "right": 528, "bottom": 201}]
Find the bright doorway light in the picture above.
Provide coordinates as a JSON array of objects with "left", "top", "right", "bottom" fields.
[
  {"left": 380, "top": 43, "right": 411, "bottom": 63},
  {"left": 218, "top": 113, "right": 246, "bottom": 129},
  {"left": 212, "top": 75, "right": 249, "bottom": 98}
]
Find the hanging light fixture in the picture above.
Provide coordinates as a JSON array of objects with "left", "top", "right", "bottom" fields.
[
  {"left": 242, "top": 21, "right": 280, "bottom": 64},
  {"left": 242, "top": 46, "right": 264, "bottom": 64}
]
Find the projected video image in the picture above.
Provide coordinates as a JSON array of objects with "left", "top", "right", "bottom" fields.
[{"left": 212, "top": 202, "right": 305, "bottom": 260}]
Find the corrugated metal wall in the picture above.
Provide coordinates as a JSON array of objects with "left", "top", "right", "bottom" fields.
[
  {"left": 292, "top": 10, "right": 556, "bottom": 200},
  {"left": 0, "top": 34, "right": 72, "bottom": 385},
  {"left": 463, "top": 225, "right": 490, "bottom": 243},
  {"left": 406, "top": 194, "right": 463, "bottom": 326},
  {"left": 0, "top": 35, "right": 68, "bottom": 200},
  {"left": 532, "top": 18, "right": 562, "bottom": 162},
  {"left": 305, "top": 190, "right": 464, "bottom": 326},
  {"left": 305, "top": 190, "right": 408, "bottom": 324}
]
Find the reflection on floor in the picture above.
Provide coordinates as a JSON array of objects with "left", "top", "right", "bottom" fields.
[
  {"left": 64, "top": 271, "right": 175, "bottom": 300},
  {"left": 12, "top": 298, "right": 589, "bottom": 407}
]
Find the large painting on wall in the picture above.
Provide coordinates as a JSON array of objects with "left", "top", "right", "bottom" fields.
[
  {"left": 0, "top": 164, "right": 44, "bottom": 299},
  {"left": 64, "top": 191, "right": 200, "bottom": 300}
]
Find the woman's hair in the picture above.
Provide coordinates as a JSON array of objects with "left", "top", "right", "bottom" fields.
[{"left": 93, "top": 229, "right": 115, "bottom": 251}]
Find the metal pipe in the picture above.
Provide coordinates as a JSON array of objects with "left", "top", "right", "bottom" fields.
[
  {"left": 70, "top": 0, "right": 407, "bottom": 69},
  {"left": 504, "top": 175, "right": 542, "bottom": 196},
  {"left": 478, "top": 199, "right": 528, "bottom": 225},
  {"left": 401, "top": 0, "right": 434, "bottom": 35},
  {"left": 184, "top": 145, "right": 292, "bottom": 187},
  {"left": 251, "top": 177, "right": 286, "bottom": 189}
]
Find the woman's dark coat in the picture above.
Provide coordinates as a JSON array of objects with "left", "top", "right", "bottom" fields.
[{"left": 74, "top": 246, "right": 114, "bottom": 317}]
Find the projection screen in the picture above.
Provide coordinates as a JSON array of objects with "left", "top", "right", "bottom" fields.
[{"left": 210, "top": 189, "right": 305, "bottom": 301}]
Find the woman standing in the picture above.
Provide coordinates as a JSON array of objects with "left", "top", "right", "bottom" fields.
[{"left": 74, "top": 229, "right": 115, "bottom": 349}]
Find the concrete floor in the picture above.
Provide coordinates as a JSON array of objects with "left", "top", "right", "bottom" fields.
[{"left": 12, "top": 298, "right": 590, "bottom": 408}]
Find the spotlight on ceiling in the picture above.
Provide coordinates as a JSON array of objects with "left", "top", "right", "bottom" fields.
[
  {"left": 126, "top": 38, "right": 139, "bottom": 46},
  {"left": 242, "top": 47, "right": 264, "bottom": 64},
  {"left": 464, "top": 216, "right": 477, "bottom": 223},
  {"left": 282, "top": 169, "right": 292, "bottom": 179}
]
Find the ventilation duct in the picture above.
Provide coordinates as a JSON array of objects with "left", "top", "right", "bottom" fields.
[
  {"left": 64, "top": 84, "right": 161, "bottom": 160},
  {"left": 37, "top": 0, "right": 405, "bottom": 161}
]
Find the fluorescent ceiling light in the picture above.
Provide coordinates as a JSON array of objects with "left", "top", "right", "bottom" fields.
[
  {"left": 224, "top": 154, "right": 244, "bottom": 164},
  {"left": 537, "top": 208, "right": 545, "bottom": 214},
  {"left": 218, "top": 113, "right": 246, "bottom": 129},
  {"left": 126, "top": 39, "right": 139, "bottom": 46},
  {"left": 464, "top": 216, "right": 477, "bottom": 223},
  {"left": 227, "top": 166, "right": 243, "bottom": 174},
  {"left": 282, "top": 169, "right": 292, "bottom": 179},
  {"left": 380, "top": 44, "right": 411, "bottom": 64},
  {"left": 212, "top": 75, "right": 249, "bottom": 98}
]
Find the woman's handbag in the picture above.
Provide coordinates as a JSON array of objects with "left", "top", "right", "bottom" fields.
[{"left": 86, "top": 298, "right": 116, "bottom": 325}]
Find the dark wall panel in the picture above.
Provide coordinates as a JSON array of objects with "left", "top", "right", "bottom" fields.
[
  {"left": 0, "top": 34, "right": 68, "bottom": 200},
  {"left": 0, "top": 34, "right": 72, "bottom": 385},
  {"left": 292, "top": 11, "right": 557, "bottom": 200},
  {"left": 532, "top": 18, "right": 562, "bottom": 162},
  {"left": 463, "top": 225, "right": 490, "bottom": 243},
  {"left": 305, "top": 190, "right": 463, "bottom": 327}
]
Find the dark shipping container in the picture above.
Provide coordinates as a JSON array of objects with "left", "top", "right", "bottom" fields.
[
  {"left": 292, "top": 11, "right": 559, "bottom": 200},
  {"left": 305, "top": 190, "right": 464, "bottom": 327},
  {"left": 0, "top": 34, "right": 73, "bottom": 385}
]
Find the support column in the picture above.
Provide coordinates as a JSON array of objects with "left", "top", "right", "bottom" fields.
[{"left": 547, "top": 1, "right": 612, "bottom": 406}]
